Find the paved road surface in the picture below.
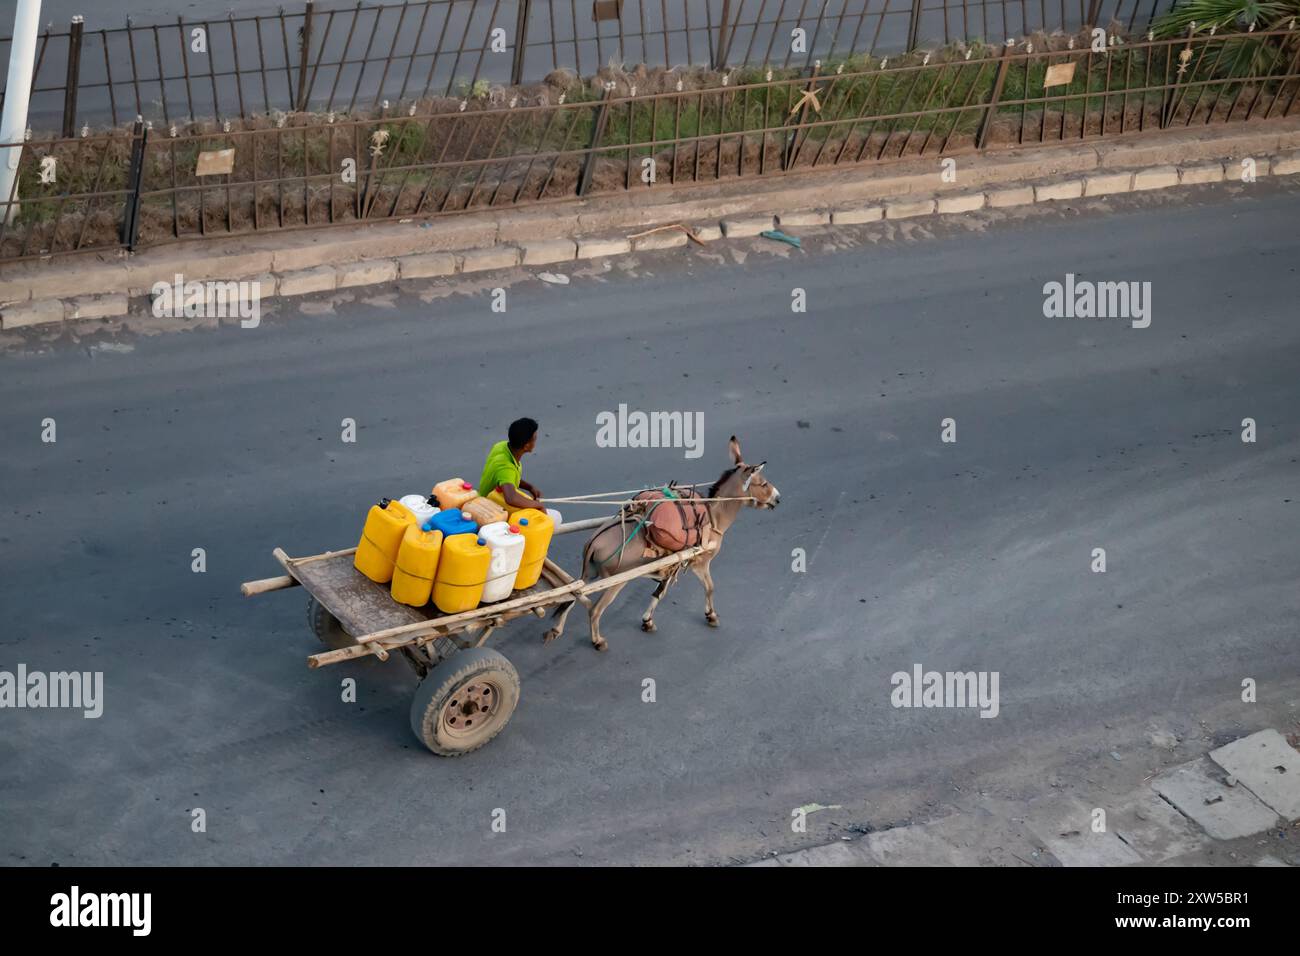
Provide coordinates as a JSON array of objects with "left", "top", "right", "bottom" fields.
[{"left": 1, "top": 180, "right": 1297, "bottom": 865}]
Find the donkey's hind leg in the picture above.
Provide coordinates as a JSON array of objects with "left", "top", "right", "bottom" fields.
[
  {"left": 588, "top": 581, "right": 631, "bottom": 652},
  {"left": 641, "top": 576, "right": 670, "bottom": 632},
  {"left": 545, "top": 596, "right": 579, "bottom": 643}
]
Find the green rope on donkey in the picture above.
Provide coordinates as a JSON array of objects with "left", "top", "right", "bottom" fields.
[{"left": 593, "top": 485, "right": 678, "bottom": 571}]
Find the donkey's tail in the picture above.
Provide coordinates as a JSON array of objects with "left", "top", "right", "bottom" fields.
[{"left": 550, "top": 529, "right": 599, "bottom": 618}]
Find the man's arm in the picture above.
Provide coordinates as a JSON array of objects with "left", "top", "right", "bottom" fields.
[
  {"left": 518, "top": 479, "right": 541, "bottom": 498},
  {"left": 499, "top": 482, "right": 546, "bottom": 513}
]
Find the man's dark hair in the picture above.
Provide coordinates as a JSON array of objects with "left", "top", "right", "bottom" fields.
[{"left": 508, "top": 417, "right": 539, "bottom": 448}]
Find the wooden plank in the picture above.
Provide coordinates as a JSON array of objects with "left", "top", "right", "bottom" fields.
[
  {"left": 240, "top": 574, "right": 297, "bottom": 596},
  {"left": 282, "top": 549, "right": 430, "bottom": 638},
  {"left": 576, "top": 545, "right": 708, "bottom": 595},
  {"left": 355, "top": 579, "right": 586, "bottom": 644}
]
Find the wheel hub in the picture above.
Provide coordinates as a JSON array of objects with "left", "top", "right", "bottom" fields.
[{"left": 442, "top": 681, "right": 498, "bottom": 736}]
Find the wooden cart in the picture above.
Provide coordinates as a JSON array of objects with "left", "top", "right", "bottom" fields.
[{"left": 240, "top": 519, "right": 706, "bottom": 756}]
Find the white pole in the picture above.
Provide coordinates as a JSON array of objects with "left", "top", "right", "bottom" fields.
[{"left": 0, "top": 0, "right": 43, "bottom": 224}]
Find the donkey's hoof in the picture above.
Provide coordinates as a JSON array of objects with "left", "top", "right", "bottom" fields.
[
  {"left": 543, "top": 628, "right": 561, "bottom": 644},
  {"left": 641, "top": 619, "right": 657, "bottom": 632},
  {"left": 706, "top": 613, "right": 720, "bottom": 628},
  {"left": 593, "top": 638, "right": 609, "bottom": 652}
]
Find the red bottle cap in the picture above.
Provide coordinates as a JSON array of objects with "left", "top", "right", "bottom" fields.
[
  {"left": 461, "top": 482, "right": 472, "bottom": 490},
  {"left": 508, "top": 525, "right": 520, "bottom": 534}
]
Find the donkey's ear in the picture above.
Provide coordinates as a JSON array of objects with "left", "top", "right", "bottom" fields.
[{"left": 728, "top": 435, "right": 743, "bottom": 465}]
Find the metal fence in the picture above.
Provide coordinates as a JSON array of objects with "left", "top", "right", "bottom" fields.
[
  {"left": 2, "top": 28, "right": 1296, "bottom": 265},
  {"left": 2, "top": 0, "right": 1183, "bottom": 133}
]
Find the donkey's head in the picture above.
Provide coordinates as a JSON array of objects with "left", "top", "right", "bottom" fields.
[{"left": 718, "top": 435, "right": 780, "bottom": 509}]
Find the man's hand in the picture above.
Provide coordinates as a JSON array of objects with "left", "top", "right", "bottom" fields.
[{"left": 520, "top": 480, "right": 541, "bottom": 498}]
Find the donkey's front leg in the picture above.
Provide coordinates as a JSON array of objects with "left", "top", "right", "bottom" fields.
[
  {"left": 692, "top": 562, "right": 719, "bottom": 627},
  {"left": 641, "top": 577, "right": 670, "bottom": 632}
]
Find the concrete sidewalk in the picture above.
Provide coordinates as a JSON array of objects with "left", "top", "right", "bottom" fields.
[
  {"left": 748, "top": 730, "right": 1300, "bottom": 867},
  {"left": 3, "top": 118, "right": 1300, "bottom": 330}
]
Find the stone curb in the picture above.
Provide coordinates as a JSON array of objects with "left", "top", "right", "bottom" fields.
[{"left": 3, "top": 125, "right": 1299, "bottom": 330}]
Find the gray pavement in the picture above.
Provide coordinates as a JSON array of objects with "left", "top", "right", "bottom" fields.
[{"left": 1, "top": 179, "right": 1298, "bottom": 865}]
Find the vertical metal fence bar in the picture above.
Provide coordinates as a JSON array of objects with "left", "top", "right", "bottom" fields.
[
  {"left": 347, "top": 6, "right": 385, "bottom": 112},
  {"left": 228, "top": 17, "right": 248, "bottom": 119},
  {"left": 466, "top": 0, "right": 505, "bottom": 93},
  {"left": 716, "top": 0, "right": 735, "bottom": 69},
  {"left": 203, "top": 20, "right": 223, "bottom": 120},
  {"left": 399, "top": 2, "right": 435, "bottom": 101},
  {"left": 906, "top": 0, "right": 922, "bottom": 51},
  {"left": 976, "top": 43, "right": 1010, "bottom": 147},
  {"left": 298, "top": 1, "right": 317, "bottom": 111},
  {"left": 62, "top": 17, "right": 85, "bottom": 138},
  {"left": 177, "top": 18, "right": 197, "bottom": 120},
  {"left": 512, "top": 0, "right": 532, "bottom": 84},
  {"left": 254, "top": 17, "right": 273, "bottom": 115},
  {"left": 373, "top": 4, "right": 410, "bottom": 108},
  {"left": 122, "top": 119, "right": 148, "bottom": 250},
  {"left": 579, "top": 87, "right": 613, "bottom": 195},
  {"left": 152, "top": 26, "right": 171, "bottom": 124}
]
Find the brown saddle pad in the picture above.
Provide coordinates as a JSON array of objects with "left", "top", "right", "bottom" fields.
[{"left": 633, "top": 487, "right": 709, "bottom": 552}]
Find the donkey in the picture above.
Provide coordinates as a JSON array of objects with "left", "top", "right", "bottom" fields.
[{"left": 545, "top": 436, "right": 780, "bottom": 651}]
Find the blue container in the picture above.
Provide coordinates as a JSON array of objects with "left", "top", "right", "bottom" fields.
[{"left": 424, "top": 508, "right": 478, "bottom": 538}]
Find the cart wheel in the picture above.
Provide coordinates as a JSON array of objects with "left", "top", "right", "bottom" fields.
[
  {"left": 409, "top": 648, "right": 520, "bottom": 756},
  {"left": 307, "top": 596, "right": 352, "bottom": 649}
]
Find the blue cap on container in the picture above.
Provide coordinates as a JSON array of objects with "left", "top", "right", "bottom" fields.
[
  {"left": 519, "top": 518, "right": 529, "bottom": 525},
  {"left": 476, "top": 537, "right": 486, "bottom": 546}
]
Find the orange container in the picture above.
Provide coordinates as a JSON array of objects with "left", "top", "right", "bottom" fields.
[{"left": 432, "top": 478, "right": 477, "bottom": 512}]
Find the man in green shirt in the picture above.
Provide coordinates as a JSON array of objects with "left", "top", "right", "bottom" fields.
[{"left": 478, "top": 417, "right": 547, "bottom": 513}]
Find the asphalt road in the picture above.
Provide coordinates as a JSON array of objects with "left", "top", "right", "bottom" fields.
[{"left": 1, "top": 180, "right": 1298, "bottom": 865}]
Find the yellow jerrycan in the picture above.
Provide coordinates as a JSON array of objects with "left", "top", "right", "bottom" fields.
[
  {"left": 390, "top": 525, "right": 443, "bottom": 607},
  {"left": 432, "top": 478, "right": 478, "bottom": 512},
  {"left": 510, "top": 508, "right": 554, "bottom": 590},
  {"left": 431, "top": 533, "right": 491, "bottom": 614},
  {"left": 354, "top": 498, "right": 416, "bottom": 583}
]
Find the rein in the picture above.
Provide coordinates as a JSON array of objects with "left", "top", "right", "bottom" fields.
[{"left": 584, "top": 484, "right": 750, "bottom": 570}]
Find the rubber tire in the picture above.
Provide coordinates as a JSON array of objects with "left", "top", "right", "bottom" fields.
[
  {"left": 409, "top": 647, "right": 520, "bottom": 756},
  {"left": 307, "top": 596, "right": 352, "bottom": 649}
]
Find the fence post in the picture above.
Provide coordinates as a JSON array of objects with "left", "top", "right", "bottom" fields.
[
  {"left": 295, "top": 1, "right": 315, "bottom": 112},
  {"left": 976, "top": 42, "right": 1013, "bottom": 149},
  {"left": 121, "top": 118, "right": 148, "bottom": 250},
  {"left": 511, "top": 0, "right": 532, "bottom": 86},
  {"left": 906, "top": 0, "right": 922, "bottom": 52},
  {"left": 61, "top": 16, "right": 84, "bottom": 138},
  {"left": 714, "top": 0, "right": 734, "bottom": 70},
  {"left": 1085, "top": 0, "right": 1104, "bottom": 26},
  {"left": 577, "top": 87, "right": 613, "bottom": 196}
]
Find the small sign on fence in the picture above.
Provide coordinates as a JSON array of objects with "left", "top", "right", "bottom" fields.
[
  {"left": 593, "top": 1, "right": 623, "bottom": 22},
  {"left": 195, "top": 148, "right": 236, "bottom": 176},
  {"left": 1043, "top": 62, "right": 1077, "bottom": 89}
]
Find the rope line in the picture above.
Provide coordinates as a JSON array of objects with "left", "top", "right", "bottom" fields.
[{"left": 542, "top": 481, "right": 753, "bottom": 508}]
